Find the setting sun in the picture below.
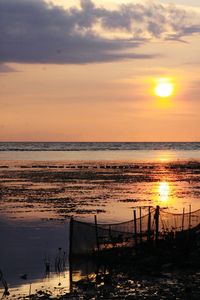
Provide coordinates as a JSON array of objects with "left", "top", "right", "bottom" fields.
[{"left": 154, "top": 78, "right": 174, "bottom": 98}]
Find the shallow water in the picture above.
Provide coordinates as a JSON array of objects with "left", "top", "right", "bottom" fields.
[
  {"left": 0, "top": 220, "right": 69, "bottom": 298},
  {"left": 0, "top": 141, "right": 200, "bottom": 162},
  {"left": 0, "top": 149, "right": 200, "bottom": 162},
  {"left": 0, "top": 161, "right": 200, "bottom": 222}
]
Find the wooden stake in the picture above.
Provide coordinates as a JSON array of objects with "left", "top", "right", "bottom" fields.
[
  {"left": 69, "top": 217, "right": 74, "bottom": 294},
  {"left": 148, "top": 206, "right": 151, "bottom": 242},
  {"left": 189, "top": 205, "right": 192, "bottom": 230},
  {"left": 182, "top": 207, "right": 185, "bottom": 231},
  {"left": 94, "top": 215, "right": 100, "bottom": 253},
  {"left": 155, "top": 206, "right": 160, "bottom": 244},
  {"left": 109, "top": 225, "right": 111, "bottom": 240},
  {"left": 134, "top": 210, "right": 138, "bottom": 253},
  {"left": 69, "top": 217, "right": 73, "bottom": 259},
  {"left": 139, "top": 207, "right": 142, "bottom": 244}
]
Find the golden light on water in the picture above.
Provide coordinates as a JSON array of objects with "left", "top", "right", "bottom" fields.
[
  {"left": 157, "top": 152, "right": 171, "bottom": 162},
  {"left": 8, "top": 271, "right": 70, "bottom": 298},
  {"left": 154, "top": 78, "right": 174, "bottom": 98},
  {"left": 152, "top": 181, "right": 172, "bottom": 207},
  {"left": 158, "top": 181, "right": 170, "bottom": 203},
  {"left": 155, "top": 151, "right": 177, "bottom": 163}
]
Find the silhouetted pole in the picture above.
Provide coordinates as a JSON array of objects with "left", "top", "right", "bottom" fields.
[
  {"left": 69, "top": 217, "right": 74, "bottom": 293},
  {"left": 188, "top": 205, "right": 192, "bottom": 249},
  {"left": 182, "top": 207, "right": 185, "bottom": 231},
  {"left": 139, "top": 207, "right": 142, "bottom": 244},
  {"left": 69, "top": 217, "right": 73, "bottom": 259},
  {"left": 189, "top": 205, "right": 192, "bottom": 231},
  {"left": 188, "top": 204, "right": 192, "bottom": 243},
  {"left": 148, "top": 206, "right": 151, "bottom": 242},
  {"left": 134, "top": 210, "right": 138, "bottom": 253},
  {"left": 109, "top": 225, "right": 112, "bottom": 240},
  {"left": 155, "top": 206, "right": 160, "bottom": 244},
  {"left": 94, "top": 215, "right": 100, "bottom": 253}
]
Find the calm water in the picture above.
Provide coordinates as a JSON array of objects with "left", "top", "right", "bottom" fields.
[
  {"left": 0, "top": 220, "right": 70, "bottom": 298},
  {"left": 0, "top": 142, "right": 200, "bottom": 161},
  {"left": 0, "top": 142, "right": 200, "bottom": 151}
]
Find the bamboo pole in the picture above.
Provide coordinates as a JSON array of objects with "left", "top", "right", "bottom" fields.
[
  {"left": 148, "top": 206, "right": 151, "bottom": 242},
  {"left": 139, "top": 207, "right": 142, "bottom": 244},
  {"left": 69, "top": 217, "right": 73, "bottom": 294},
  {"left": 189, "top": 205, "right": 192, "bottom": 230},
  {"left": 109, "top": 225, "right": 111, "bottom": 240},
  {"left": 134, "top": 210, "right": 137, "bottom": 253},
  {"left": 94, "top": 215, "right": 100, "bottom": 253},
  {"left": 155, "top": 206, "right": 160, "bottom": 244},
  {"left": 69, "top": 217, "right": 73, "bottom": 259},
  {"left": 182, "top": 207, "right": 185, "bottom": 231},
  {"left": 187, "top": 205, "right": 192, "bottom": 250}
]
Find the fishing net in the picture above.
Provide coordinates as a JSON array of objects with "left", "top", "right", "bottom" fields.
[
  {"left": 70, "top": 208, "right": 156, "bottom": 255},
  {"left": 70, "top": 207, "right": 200, "bottom": 256},
  {"left": 160, "top": 208, "right": 200, "bottom": 233}
]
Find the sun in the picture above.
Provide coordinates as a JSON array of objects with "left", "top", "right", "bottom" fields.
[{"left": 154, "top": 78, "right": 174, "bottom": 98}]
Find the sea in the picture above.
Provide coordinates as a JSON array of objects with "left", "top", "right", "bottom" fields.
[{"left": 0, "top": 142, "right": 200, "bottom": 161}]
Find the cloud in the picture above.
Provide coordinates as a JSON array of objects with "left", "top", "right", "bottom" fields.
[
  {"left": 94, "top": 2, "right": 200, "bottom": 41},
  {"left": 0, "top": 0, "right": 200, "bottom": 64},
  {"left": 0, "top": 0, "right": 155, "bottom": 64}
]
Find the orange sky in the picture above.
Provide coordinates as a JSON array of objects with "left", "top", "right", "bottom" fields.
[{"left": 0, "top": 0, "right": 200, "bottom": 141}]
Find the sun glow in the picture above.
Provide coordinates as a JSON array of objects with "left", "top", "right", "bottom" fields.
[
  {"left": 158, "top": 181, "right": 170, "bottom": 203},
  {"left": 154, "top": 78, "right": 174, "bottom": 98}
]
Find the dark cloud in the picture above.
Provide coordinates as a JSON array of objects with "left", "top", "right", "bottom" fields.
[
  {"left": 0, "top": 0, "right": 154, "bottom": 64},
  {"left": 0, "top": 0, "right": 199, "bottom": 64}
]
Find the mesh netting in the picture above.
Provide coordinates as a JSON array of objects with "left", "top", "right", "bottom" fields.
[
  {"left": 160, "top": 208, "right": 200, "bottom": 232},
  {"left": 70, "top": 207, "right": 200, "bottom": 255},
  {"left": 70, "top": 208, "right": 156, "bottom": 255},
  {"left": 98, "top": 209, "right": 156, "bottom": 239}
]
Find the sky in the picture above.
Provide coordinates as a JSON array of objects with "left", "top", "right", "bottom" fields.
[{"left": 0, "top": 0, "right": 200, "bottom": 142}]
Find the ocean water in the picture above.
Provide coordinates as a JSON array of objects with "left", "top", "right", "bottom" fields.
[
  {"left": 0, "top": 142, "right": 199, "bottom": 161},
  {"left": 0, "top": 142, "right": 200, "bottom": 151}
]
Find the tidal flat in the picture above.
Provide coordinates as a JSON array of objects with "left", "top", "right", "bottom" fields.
[
  {"left": 0, "top": 160, "right": 200, "bottom": 299},
  {"left": 0, "top": 160, "right": 200, "bottom": 222}
]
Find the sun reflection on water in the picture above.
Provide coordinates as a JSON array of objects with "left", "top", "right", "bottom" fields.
[
  {"left": 157, "top": 152, "right": 174, "bottom": 162},
  {"left": 158, "top": 181, "right": 170, "bottom": 203},
  {"left": 152, "top": 180, "right": 175, "bottom": 208}
]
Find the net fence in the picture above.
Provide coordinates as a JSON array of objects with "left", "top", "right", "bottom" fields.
[
  {"left": 160, "top": 208, "right": 200, "bottom": 233},
  {"left": 70, "top": 208, "right": 200, "bottom": 256},
  {"left": 70, "top": 208, "right": 156, "bottom": 255}
]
